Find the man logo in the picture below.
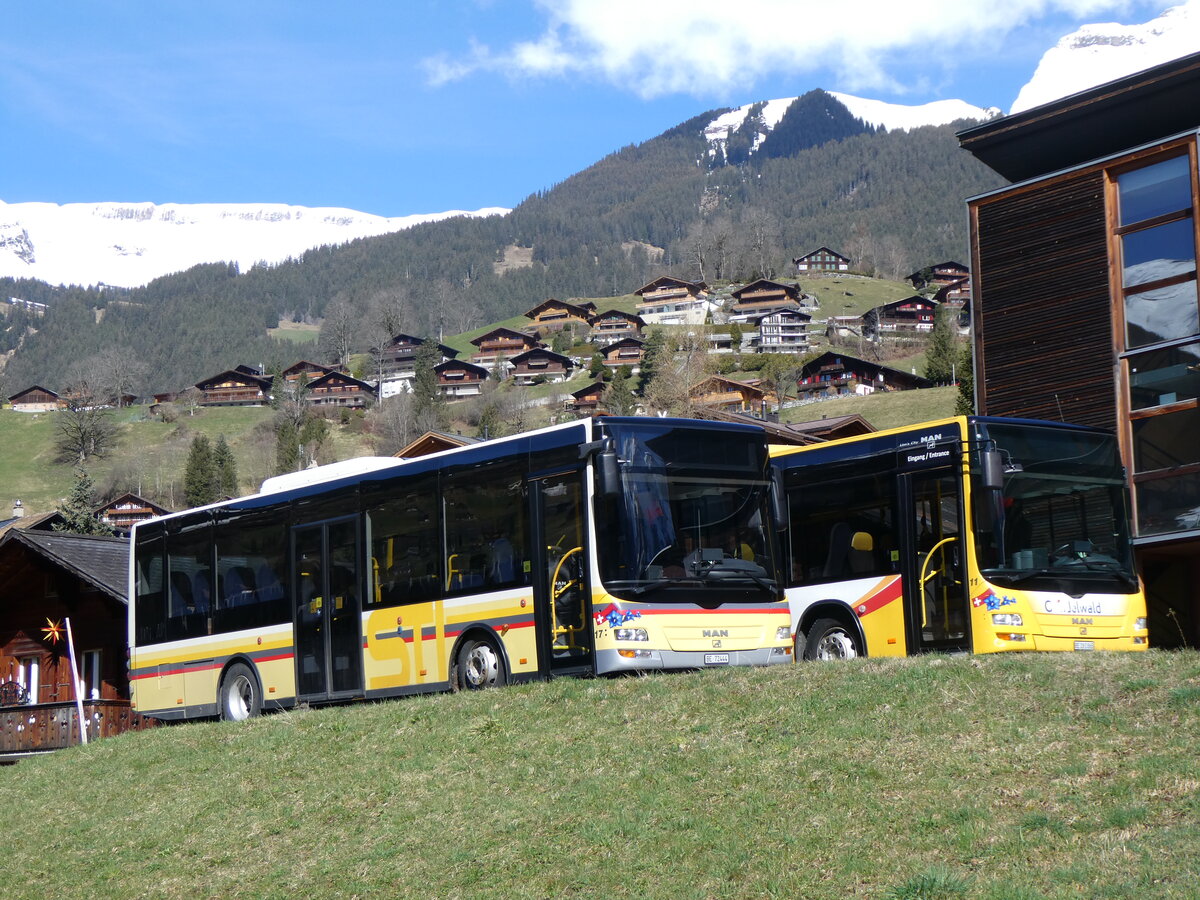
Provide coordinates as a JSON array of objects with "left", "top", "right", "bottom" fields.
[{"left": 702, "top": 629, "right": 729, "bottom": 638}]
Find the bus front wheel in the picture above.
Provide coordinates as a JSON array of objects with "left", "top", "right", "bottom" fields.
[
  {"left": 802, "top": 619, "right": 861, "bottom": 661},
  {"left": 219, "top": 662, "right": 262, "bottom": 721},
  {"left": 454, "top": 638, "right": 507, "bottom": 691}
]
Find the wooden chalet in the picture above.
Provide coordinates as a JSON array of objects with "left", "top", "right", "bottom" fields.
[
  {"left": 7, "top": 386, "right": 63, "bottom": 413},
  {"left": 786, "top": 414, "right": 876, "bottom": 442},
  {"left": 194, "top": 369, "right": 273, "bottom": 407},
  {"left": 523, "top": 298, "right": 594, "bottom": 334},
  {"left": 688, "top": 375, "right": 767, "bottom": 414},
  {"left": 862, "top": 296, "right": 939, "bottom": 338},
  {"left": 0, "top": 531, "right": 154, "bottom": 758},
  {"left": 435, "top": 360, "right": 490, "bottom": 398},
  {"left": 797, "top": 352, "right": 933, "bottom": 397},
  {"left": 306, "top": 371, "right": 377, "bottom": 409},
  {"left": 394, "top": 430, "right": 480, "bottom": 459},
  {"left": 566, "top": 382, "right": 607, "bottom": 414},
  {"left": 729, "top": 279, "right": 806, "bottom": 322},
  {"left": 598, "top": 337, "right": 645, "bottom": 371},
  {"left": 588, "top": 309, "right": 645, "bottom": 344},
  {"left": 906, "top": 261, "right": 970, "bottom": 291},
  {"left": 959, "top": 49, "right": 1200, "bottom": 645},
  {"left": 933, "top": 276, "right": 971, "bottom": 309},
  {"left": 634, "top": 277, "right": 710, "bottom": 326},
  {"left": 94, "top": 493, "right": 169, "bottom": 534},
  {"left": 282, "top": 360, "right": 340, "bottom": 383},
  {"left": 508, "top": 347, "right": 575, "bottom": 385},
  {"left": 378, "top": 334, "right": 459, "bottom": 378},
  {"left": 793, "top": 247, "right": 850, "bottom": 273},
  {"left": 470, "top": 327, "right": 541, "bottom": 368},
  {"left": 751, "top": 307, "right": 812, "bottom": 354}
]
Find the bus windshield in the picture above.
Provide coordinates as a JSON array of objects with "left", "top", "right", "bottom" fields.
[
  {"left": 974, "top": 423, "right": 1137, "bottom": 591},
  {"left": 596, "top": 422, "right": 778, "bottom": 600}
]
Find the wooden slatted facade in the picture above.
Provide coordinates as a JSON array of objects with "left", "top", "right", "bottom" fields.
[{"left": 971, "top": 171, "right": 1117, "bottom": 430}]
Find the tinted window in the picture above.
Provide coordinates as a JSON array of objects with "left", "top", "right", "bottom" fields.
[{"left": 367, "top": 473, "right": 443, "bottom": 607}]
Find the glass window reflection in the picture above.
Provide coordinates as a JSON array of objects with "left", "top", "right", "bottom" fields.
[
  {"left": 1125, "top": 279, "right": 1200, "bottom": 348},
  {"left": 1118, "top": 155, "right": 1192, "bottom": 226},
  {"left": 1121, "top": 218, "right": 1195, "bottom": 288},
  {"left": 1128, "top": 341, "right": 1200, "bottom": 409}
]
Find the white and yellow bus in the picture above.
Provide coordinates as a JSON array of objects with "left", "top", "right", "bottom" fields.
[
  {"left": 772, "top": 416, "right": 1149, "bottom": 659},
  {"left": 129, "top": 417, "right": 793, "bottom": 720}
]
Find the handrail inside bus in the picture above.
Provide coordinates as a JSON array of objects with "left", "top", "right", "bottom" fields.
[
  {"left": 551, "top": 546, "right": 584, "bottom": 647},
  {"left": 919, "top": 536, "right": 958, "bottom": 629}
]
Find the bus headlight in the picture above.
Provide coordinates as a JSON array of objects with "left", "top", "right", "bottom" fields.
[
  {"left": 615, "top": 627, "right": 648, "bottom": 642},
  {"left": 992, "top": 613, "right": 1023, "bottom": 627},
  {"left": 776, "top": 626, "right": 792, "bottom": 641},
  {"left": 1135, "top": 618, "right": 1148, "bottom": 631}
]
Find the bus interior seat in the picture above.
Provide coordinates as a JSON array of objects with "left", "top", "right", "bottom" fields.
[
  {"left": 223, "top": 566, "right": 257, "bottom": 606},
  {"left": 848, "top": 531, "right": 875, "bottom": 575},
  {"left": 191, "top": 570, "right": 212, "bottom": 613},
  {"left": 256, "top": 563, "right": 284, "bottom": 603},
  {"left": 823, "top": 522, "right": 852, "bottom": 578},
  {"left": 169, "top": 571, "right": 193, "bottom": 614}
]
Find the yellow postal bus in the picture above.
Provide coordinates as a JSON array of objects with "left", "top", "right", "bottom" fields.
[
  {"left": 771, "top": 416, "right": 1149, "bottom": 659},
  {"left": 129, "top": 417, "right": 792, "bottom": 720}
]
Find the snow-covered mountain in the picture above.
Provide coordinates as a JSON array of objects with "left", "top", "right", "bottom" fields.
[
  {"left": 702, "top": 92, "right": 998, "bottom": 164},
  {"left": 1012, "top": 0, "right": 1200, "bottom": 113},
  {"left": 0, "top": 201, "right": 508, "bottom": 289}
]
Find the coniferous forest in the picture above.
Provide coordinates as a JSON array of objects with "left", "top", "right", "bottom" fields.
[{"left": 0, "top": 91, "right": 1006, "bottom": 396}]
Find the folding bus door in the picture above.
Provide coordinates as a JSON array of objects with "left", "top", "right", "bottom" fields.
[{"left": 293, "top": 516, "right": 364, "bottom": 702}]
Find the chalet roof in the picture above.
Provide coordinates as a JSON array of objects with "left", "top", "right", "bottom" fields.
[
  {"left": 906, "top": 261, "right": 968, "bottom": 281},
  {"left": 282, "top": 360, "right": 337, "bottom": 377},
  {"left": 689, "top": 375, "right": 767, "bottom": 399},
  {"left": 234, "top": 364, "right": 265, "bottom": 376},
  {"left": 599, "top": 337, "right": 645, "bottom": 353},
  {"left": 590, "top": 308, "right": 645, "bottom": 325},
  {"left": 509, "top": 347, "right": 574, "bottom": 366},
  {"left": 470, "top": 327, "right": 536, "bottom": 346},
  {"left": 94, "top": 492, "right": 170, "bottom": 518},
  {"left": 0, "top": 529, "right": 129, "bottom": 603},
  {"left": 799, "top": 351, "right": 934, "bottom": 388},
  {"left": 307, "top": 370, "right": 376, "bottom": 392},
  {"left": 523, "top": 298, "right": 593, "bottom": 319},
  {"left": 393, "top": 430, "right": 481, "bottom": 459},
  {"left": 958, "top": 49, "right": 1200, "bottom": 183},
  {"left": 787, "top": 414, "right": 876, "bottom": 441},
  {"left": 793, "top": 247, "right": 849, "bottom": 263},
  {"left": 195, "top": 369, "right": 274, "bottom": 390},
  {"left": 572, "top": 381, "right": 607, "bottom": 399},
  {"left": 688, "top": 407, "right": 813, "bottom": 446},
  {"left": 387, "top": 334, "right": 460, "bottom": 357},
  {"left": 867, "top": 296, "right": 939, "bottom": 316},
  {"left": 634, "top": 276, "right": 708, "bottom": 295},
  {"left": 731, "top": 279, "right": 801, "bottom": 300},
  {"left": 752, "top": 306, "right": 811, "bottom": 323},
  {"left": 7, "top": 385, "right": 58, "bottom": 402},
  {"left": 435, "top": 359, "right": 490, "bottom": 377}
]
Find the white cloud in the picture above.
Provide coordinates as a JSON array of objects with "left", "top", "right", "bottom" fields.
[{"left": 425, "top": 0, "right": 1163, "bottom": 97}]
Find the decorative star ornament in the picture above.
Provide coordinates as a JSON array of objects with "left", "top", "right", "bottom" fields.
[{"left": 41, "top": 618, "right": 64, "bottom": 644}]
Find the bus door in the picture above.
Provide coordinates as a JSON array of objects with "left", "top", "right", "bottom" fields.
[
  {"left": 292, "top": 517, "right": 363, "bottom": 702},
  {"left": 528, "top": 470, "right": 593, "bottom": 674},
  {"left": 900, "top": 469, "right": 969, "bottom": 653}
]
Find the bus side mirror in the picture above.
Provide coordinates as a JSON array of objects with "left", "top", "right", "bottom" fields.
[
  {"left": 597, "top": 449, "right": 620, "bottom": 498},
  {"left": 771, "top": 467, "right": 788, "bottom": 531},
  {"left": 981, "top": 449, "right": 1004, "bottom": 491}
]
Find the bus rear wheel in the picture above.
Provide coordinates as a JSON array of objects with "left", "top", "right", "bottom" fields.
[
  {"left": 802, "top": 618, "right": 861, "bottom": 661},
  {"left": 219, "top": 662, "right": 261, "bottom": 721},
  {"left": 454, "top": 638, "right": 507, "bottom": 691}
]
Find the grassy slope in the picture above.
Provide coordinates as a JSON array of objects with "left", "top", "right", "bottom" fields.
[
  {"left": 1, "top": 651, "right": 1197, "bottom": 898},
  {"left": 784, "top": 384, "right": 960, "bottom": 432},
  {"left": 0, "top": 406, "right": 376, "bottom": 517}
]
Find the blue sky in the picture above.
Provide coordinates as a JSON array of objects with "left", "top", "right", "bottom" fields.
[{"left": 0, "top": 0, "right": 1178, "bottom": 218}]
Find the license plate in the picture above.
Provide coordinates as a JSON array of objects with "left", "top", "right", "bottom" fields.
[
  {"left": 1074, "top": 640, "right": 1095, "bottom": 651},
  {"left": 704, "top": 653, "right": 730, "bottom": 665}
]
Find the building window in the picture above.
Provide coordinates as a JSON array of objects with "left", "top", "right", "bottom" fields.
[
  {"left": 80, "top": 650, "right": 101, "bottom": 700},
  {"left": 1114, "top": 149, "right": 1200, "bottom": 536},
  {"left": 17, "top": 655, "right": 39, "bottom": 703}
]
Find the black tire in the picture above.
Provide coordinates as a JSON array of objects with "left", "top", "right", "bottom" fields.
[
  {"left": 802, "top": 618, "right": 861, "bottom": 661},
  {"left": 453, "top": 638, "right": 507, "bottom": 691},
  {"left": 219, "top": 662, "right": 262, "bottom": 721}
]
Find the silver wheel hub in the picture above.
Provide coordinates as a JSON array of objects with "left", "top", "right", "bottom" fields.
[
  {"left": 464, "top": 645, "right": 498, "bottom": 687},
  {"left": 815, "top": 630, "right": 857, "bottom": 660}
]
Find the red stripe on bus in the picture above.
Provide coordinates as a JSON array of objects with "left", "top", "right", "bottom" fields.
[{"left": 852, "top": 577, "right": 904, "bottom": 618}]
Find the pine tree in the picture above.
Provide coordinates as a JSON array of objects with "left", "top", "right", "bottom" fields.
[
  {"left": 924, "top": 305, "right": 959, "bottom": 385},
  {"left": 955, "top": 343, "right": 975, "bottom": 416},
  {"left": 184, "top": 434, "right": 217, "bottom": 508},
  {"left": 53, "top": 466, "right": 114, "bottom": 536},
  {"left": 411, "top": 340, "right": 446, "bottom": 429},
  {"left": 604, "top": 370, "right": 636, "bottom": 415},
  {"left": 213, "top": 434, "right": 239, "bottom": 498}
]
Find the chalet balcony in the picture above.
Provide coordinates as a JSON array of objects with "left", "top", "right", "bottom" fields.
[
  {"left": 200, "top": 388, "right": 266, "bottom": 406},
  {"left": 0, "top": 699, "right": 154, "bottom": 761}
]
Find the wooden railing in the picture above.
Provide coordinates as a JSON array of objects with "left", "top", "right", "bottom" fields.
[{"left": 0, "top": 700, "right": 155, "bottom": 757}]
